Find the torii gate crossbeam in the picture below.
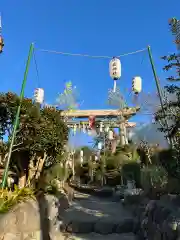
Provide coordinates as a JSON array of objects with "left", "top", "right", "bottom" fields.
[
  {"left": 61, "top": 107, "right": 140, "bottom": 145},
  {"left": 60, "top": 107, "right": 140, "bottom": 118}
]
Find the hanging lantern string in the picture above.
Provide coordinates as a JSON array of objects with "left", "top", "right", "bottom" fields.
[{"left": 35, "top": 47, "right": 147, "bottom": 59}]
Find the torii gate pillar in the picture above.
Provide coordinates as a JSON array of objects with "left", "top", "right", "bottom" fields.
[{"left": 119, "top": 122, "right": 128, "bottom": 146}]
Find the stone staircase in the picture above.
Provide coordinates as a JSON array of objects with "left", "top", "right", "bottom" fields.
[{"left": 57, "top": 192, "right": 138, "bottom": 239}]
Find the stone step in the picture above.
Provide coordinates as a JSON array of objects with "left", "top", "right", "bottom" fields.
[
  {"left": 59, "top": 218, "right": 138, "bottom": 235},
  {"left": 1, "top": 232, "right": 138, "bottom": 240},
  {"left": 53, "top": 232, "right": 137, "bottom": 240},
  {"left": 69, "top": 233, "right": 137, "bottom": 240},
  {"left": 59, "top": 195, "right": 137, "bottom": 235}
]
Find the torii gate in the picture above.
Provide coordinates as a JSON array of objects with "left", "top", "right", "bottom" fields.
[{"left": 60, "top": 107, "right": 140, "bottom": 146}]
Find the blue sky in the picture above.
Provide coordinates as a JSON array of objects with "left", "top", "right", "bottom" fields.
[{"left": 0, "top": 0, "right": 179, "bottom": 147}]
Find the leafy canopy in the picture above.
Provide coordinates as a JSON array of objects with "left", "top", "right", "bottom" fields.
[{"left": 0, "top": 92, "right": 68, "bottom": 167}]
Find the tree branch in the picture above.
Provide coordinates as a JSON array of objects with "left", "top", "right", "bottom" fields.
[{"left": 12, "top": 142, "right": 24, "bottom": 148}]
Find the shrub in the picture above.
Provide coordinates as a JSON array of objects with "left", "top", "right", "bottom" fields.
[
  {"left": 43, "top": 180, "right": 59, "bottom": 195},
  {"left": 105, "top": 156, "right": 122, "bottom": 170},
  {"left": 158, "top": 148, "right": 180, "bottom": 179},
  {"left": 105, "top": 169, "right": 122, "bottom": 186},
  {"left": 141, "top": 165, "right": 168, "bottom": 191},
  {"left": 44, "top": 164, "right": 71, "bottom": 182},
  {"left": 0, "top": 185, "right": 35, "bottom": 213},
  {"left": 121, "top": 162, "right": 141, "bottom": 187}
]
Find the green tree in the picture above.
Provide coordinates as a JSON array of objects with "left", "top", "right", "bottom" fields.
[
  {"left": 74, "top": 146, "right": 94, "bottom": 163},
  {"left": 0, "top": 92, "right": 68, "bottom": 187},
  {"left": 155, "top": 18, "right": 180, "bottom": 178},
  {"left": 157, "top": 18, "right": 180, "bottom": 138}
]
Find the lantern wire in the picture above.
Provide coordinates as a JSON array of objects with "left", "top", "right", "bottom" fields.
[
  {"left": 33, "top": 49, "right": 41, "bottom": 88},
  {"left": 35, "top": 47, "right": 147, "bottom": 59}
]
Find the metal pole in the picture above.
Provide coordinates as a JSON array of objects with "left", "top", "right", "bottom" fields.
[
  {"left": 147, "top": 45, "right": 172, "bottom": 147},
  {"left": 1, "top": 43, "right": 34, "bottom": 188}
]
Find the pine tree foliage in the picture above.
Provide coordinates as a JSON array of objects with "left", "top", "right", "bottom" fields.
[{"left": 155, "top": 18, "right": 180, "bottom": 178}]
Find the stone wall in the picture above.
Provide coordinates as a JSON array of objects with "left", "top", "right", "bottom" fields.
[
  {"left": 131, "top": 193, "right": 180, "bottom": 239},
  {"left": 0, "top": 188, "right": 138, "bottom": 240},
  {"left": 2, "top": 186, "right": 180, "bottom": 240},
  {"left": 0, "top": 192, "right": 69, "bottom": 240}
]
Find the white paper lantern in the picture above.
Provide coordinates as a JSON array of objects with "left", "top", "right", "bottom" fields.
[
  {"left": 34, "top": 88, "right": 44, "bottom": 104},
  {"left": 88, "top": 130, "right": 92, "bottom": 135},
  {"left": 105, "top": 125, "right": 110, "bottom": 133},
  {"left": 95, "top": 155, "right": 98, "bottom": 161},
  {"left": 73, "top": 124, "right": 77, "bottom": 135},
  {"left": 82, "top": 124, "right": 86, "bottom": 133},
  {"left": 109, "top": 57, "right": 121, "bottom": 80},
  {"left": 128, "top": 130, "right": 133, "bottom": 140},
  {"left": 80, "top": 150, "right": 83, "bottom": 157},
  {"left": 132, "top": 76, "right": 142, "bottom": 94},
  {"left": 98, "top": 142, "right": 102, "bottom": 150},
  {"left": 80, "top": 150, "right": 83, "bottom": 163},
  {"left": 108, "top": 130, "right": 114, "bottom": 140},
  {"left": 99, "top": 122, "right": 103, "bottom": 133}
]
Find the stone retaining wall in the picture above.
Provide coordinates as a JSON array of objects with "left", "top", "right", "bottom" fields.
[
  {"left": 0, "top": 192, "right": 69, "bottom": 240},
  {"left": 3, "top": 187, "right": 180, "bottom": 239},
  {"left": 129, "top": 193, "right": 180, "bottom": 239},
  {"left": 0, "top": 189, "right": 138, "bottom": 239}
]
